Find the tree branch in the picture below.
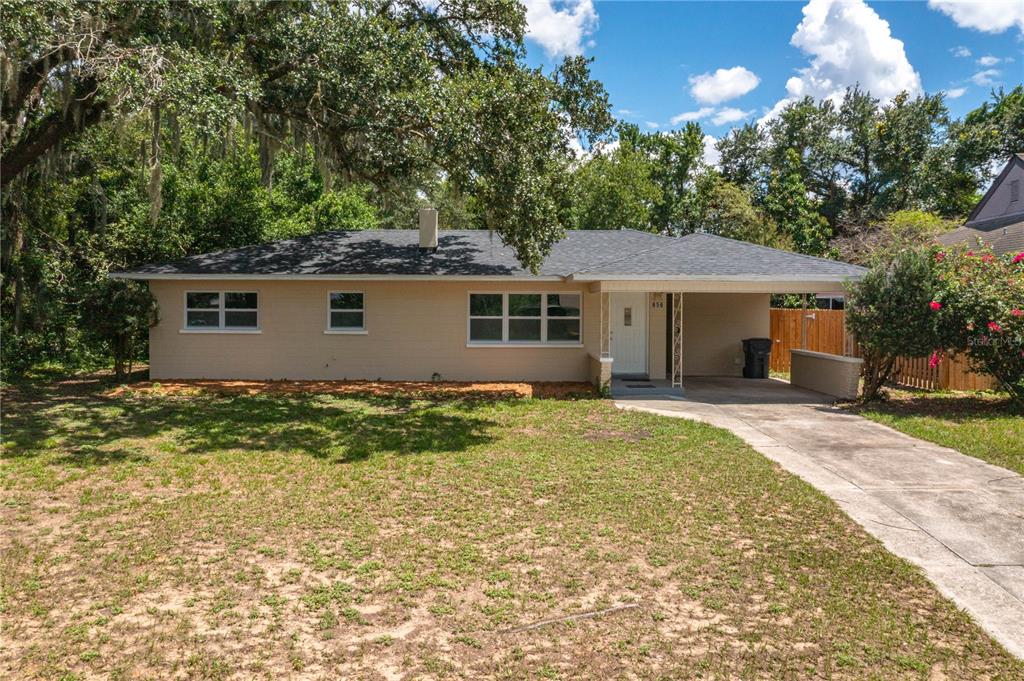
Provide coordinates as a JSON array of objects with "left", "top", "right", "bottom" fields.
[{"left": 1, "top": 84, "right": 107, "bottom": 189}]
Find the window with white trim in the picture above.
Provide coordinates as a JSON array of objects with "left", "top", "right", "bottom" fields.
[
  {"left": 185, "top": 291, "right": 258, "bottom": 329},
  {"left": 328, "top": 292, "right": 365, "bottom": 330},
  {"left": 468, "top": 293, "right": 581, "bottom": 344}
]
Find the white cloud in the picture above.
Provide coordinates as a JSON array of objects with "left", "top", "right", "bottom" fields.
[
  {"left": 670, "top": 107, "right": 714, "bottom": 125},
  {"left": 592, "top": 138, "right": 620, "bottom": 157},
  {"left": 976, "top": 55, "right": 1001, "bottom": 66},
  {"left": 928, "top": 0, "right": 1024, "bottom": 34},
  {"left": 951, "top": 45, "right": 972, "bottom": 57},
  {"left": 644, "top": 121, "right": 660, "bottom": 129},
  {"left": 970, "top": 68, "right": 1001, "bottom": 86},
  {"left": 945, "top": 87, "right": 967, "bottom": 98},
  {"left": 758, "top": 97, "right": 798, "bottom": 125},
  {"left": 688, "top": 66, "right": 761, "bottom": 105},
  {"left": 711, "top": 107, "right": 754, "bottom": 125},
  {"left": 783, "top": 0, "right": 922, "bottom": 106},
  {"left": 702, "top": 135, "right": 721, "bottom": 169},
  {"left": 524, "top": 0, "right": 598, "bottom": 58},
  {"left": 617, "top": 108, "right": 637, "bottom": 116}
]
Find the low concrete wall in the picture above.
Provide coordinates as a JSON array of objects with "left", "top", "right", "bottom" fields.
[
  {"left": 590, "top": 354, "right": 613, "bottom": 391},
  {"left": 790, "top": 349, "right": 862, "bottom": 400}
]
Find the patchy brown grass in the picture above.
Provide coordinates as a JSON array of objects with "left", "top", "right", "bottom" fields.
[{"left": 2, "top": 382, "right": 1021, "bottom": 679}]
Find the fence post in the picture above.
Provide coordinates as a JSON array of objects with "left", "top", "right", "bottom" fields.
[{"left": 800, "top": 294, "right": 808, "bottom": 350}]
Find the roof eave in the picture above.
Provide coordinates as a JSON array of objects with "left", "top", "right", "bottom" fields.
[
  {"left": 568, "top": 273, "right": 865, "bottom": 282},
  {"left": 107, "top": 272, "right": 566, "bottom": 282}
]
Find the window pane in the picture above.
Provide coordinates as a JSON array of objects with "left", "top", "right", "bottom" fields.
[
  {"left": 186, "top": 310, "right": 220, "bottom": 328},
  {"left": 470, "top": 294, "right": 502, "bottom": 317},
  {"left": 547, "top": 318, "right": 580, "bottom": 342},
  {"left": 509, "top": 319, "right": 541, "bottom": 341},
  {"left": 186, "top": 292, "right": 219, "bottom": 309},
  {"left": 508, "top": 294, "right": 541, "bottom": 317},
  {"left": 330, "top": 292, "right": 363, "bottom": 310},
  {"left": 547, "top": 293, "right": 580, "bottom": 317},
  {"left": 469, "top": 318, "right": 502, "bottom": 341},
  {"left": 330, "top": 311, "right": 364, "bottom": 329},
  {"left": 225, "top": 292, "right": 257, "bottom": 309},
  {"left": 225, "top": 310, "right": 258, "bottom": 328}
]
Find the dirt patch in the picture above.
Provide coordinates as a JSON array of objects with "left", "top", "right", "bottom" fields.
[
  {"left": 584, "top": 428, "right": 652, "bottom": 443},
  {"left": 104, "top": 379, "right": 596, "bottom": 401}
]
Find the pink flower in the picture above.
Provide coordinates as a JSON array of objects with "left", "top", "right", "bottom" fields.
[
  {"left": 981, "top": 254, "right": 995, "bottom": 263},
  {"left": 929, "top": 301, "right": 942, "bottom": 311},
  {"left": 988, "top": 321, "right": 1003, "bottom": 332},
  {"left": 1013, "top": 309, "right": 1024, "bottom": 317},
  {"left": 967, "top": 251, "right": 974, "bottom": 257},
  {"left": 935, "top": 252, "right": 945, "bottom": 262},
  {"left": 928, "top": 351, "right": 941, "bottom": 369},
  {"left": 1014, "top": 252, "right": 1024, "bottom": 264}
]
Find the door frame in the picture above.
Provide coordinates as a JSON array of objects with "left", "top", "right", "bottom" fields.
[{"left": 610, "top": 292, "right": 648, "bottom": 378}]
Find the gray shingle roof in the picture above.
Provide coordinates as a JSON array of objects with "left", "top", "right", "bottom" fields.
[
  {"left": 113, "top": 228, "right": 866, "bottom": 280},
  {"left": 936, "top": 219, "right": 1024, "bottom": 257},
  {"left": 571, "top": 232, "right": 867, "bottom": 279}
]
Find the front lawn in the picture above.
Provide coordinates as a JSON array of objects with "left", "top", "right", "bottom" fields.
[
  {"left": 2, "top": 379, "right": 1021, "bottom": 679},
  {"left": 850, "top": 389, "right": 1023, "bottom": 476}
]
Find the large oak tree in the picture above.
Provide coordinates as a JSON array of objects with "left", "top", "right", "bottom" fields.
[{"left": 1, "top": 0, "right": 612, "bottom": 270}]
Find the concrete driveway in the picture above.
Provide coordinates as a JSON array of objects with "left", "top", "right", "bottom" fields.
[{"left": 616, "top": 377, "right": 1024, "bottom": 658}]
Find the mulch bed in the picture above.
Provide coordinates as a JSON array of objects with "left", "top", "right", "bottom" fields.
[{"left": 103, "top": 378, "right": 596, "bottom": 400}]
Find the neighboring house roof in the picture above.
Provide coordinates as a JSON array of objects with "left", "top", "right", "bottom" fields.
[
  {"left": 964, "top": 153, "right": 1024, "bottom": 225},
  {"left": 938, "top": 153, "right": 1024, "bottom": 256},
  {"left": 111, "top": 228, "right": 866, "bottom": 281},
  {"left": 935, "top": 219, "right": 1024, "bottom": 256}
]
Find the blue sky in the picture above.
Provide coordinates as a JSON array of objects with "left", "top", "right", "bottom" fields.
[{"left": 521, "top": 0, "right": 1023, "bottom": 155}]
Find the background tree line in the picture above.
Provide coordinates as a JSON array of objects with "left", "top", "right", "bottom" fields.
[{"left": 1, "top": 1, "right": 1021, "bottom": 378}]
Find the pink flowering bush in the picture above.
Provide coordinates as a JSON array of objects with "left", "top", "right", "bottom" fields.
[{"left": 932, "top": 247, "right": 1024, "bottom": 406}]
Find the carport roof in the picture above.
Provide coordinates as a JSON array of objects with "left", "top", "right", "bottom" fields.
[{"left": 110, "top": 228, "right": 866, "bottom": 281}]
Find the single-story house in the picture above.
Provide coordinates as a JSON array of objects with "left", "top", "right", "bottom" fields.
[
  {"left": 937, "top": 153, "right": 1024, "bottom": 256},
  {"left": 110, "top": 210, "right": 866, "bottom": 386}
]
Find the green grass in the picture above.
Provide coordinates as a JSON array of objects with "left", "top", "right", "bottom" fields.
[
  {"left": 2, "top": 378, "right": 1022, "bottom": 679},
  {"left": 851, "top": 389, "right": 1024, "bottom": 476}
]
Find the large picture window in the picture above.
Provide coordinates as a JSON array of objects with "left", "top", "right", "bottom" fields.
[
  {"left": 468, "top": 293, "right": 581, "bottom": 345},
  {"left": 185, "top": 291, "right": 259, "bottom": 330},
  {"left": 328, "top": 292, "right": 365, "bottom": 331}
]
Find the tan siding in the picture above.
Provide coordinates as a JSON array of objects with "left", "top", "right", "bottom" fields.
[
  {"left": 681, "top": 293, "right": 770, "bottom": 376},
  {"left": 150, "top": 280, "right": 595, "bottom": 381}
]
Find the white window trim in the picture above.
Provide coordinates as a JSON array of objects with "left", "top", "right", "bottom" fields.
[
  {"left": 467, "top": 292, "right": 583, "bottom": 347},
  {"left": 326, "top": 291, "right": 366, "bottom": 333},
  {"left": 183, "top": 290, "right": 260, "bottom": 332}
]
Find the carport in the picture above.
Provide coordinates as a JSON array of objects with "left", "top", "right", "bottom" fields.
[{"left": 570, "top": 233, "right": 865, "bottom": 394}]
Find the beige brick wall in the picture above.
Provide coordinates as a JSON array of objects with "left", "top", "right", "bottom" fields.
[
  {"left": 790, "top": 349, "right": 862, "bottom": 399},
  {"left": 148, "top": 280, "right": 599, "bottom": 382},
  {"left": 681, "top": 292, "right": 770, "bottom": 376}
]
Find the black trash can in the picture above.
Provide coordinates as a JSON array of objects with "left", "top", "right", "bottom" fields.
[{"left": 742, "top": 338, "right": 772, "bottom": 379}]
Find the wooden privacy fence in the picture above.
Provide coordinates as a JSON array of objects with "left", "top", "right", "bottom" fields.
[
  {"left": 769, "top": 308, "right": 996, "bottom": 391},
  {"left": 769, "top": 308, "right": 850, "bottom": 373},
  {"left": 892, "top": 355, "right": 997, "bottom": 391}
]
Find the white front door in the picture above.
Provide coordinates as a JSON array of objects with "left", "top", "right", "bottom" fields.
[{"left": 611, "top": 292, "right": 648, "bottom": 376}]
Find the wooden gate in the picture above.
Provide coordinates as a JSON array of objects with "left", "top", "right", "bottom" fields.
[{"left": 769, "top": 308, "right": 848, "bottom": 373}]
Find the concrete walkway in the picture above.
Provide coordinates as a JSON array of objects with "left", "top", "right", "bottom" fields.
[{"left": 616, "top": 377, "right": 1024, "bottom": 658}]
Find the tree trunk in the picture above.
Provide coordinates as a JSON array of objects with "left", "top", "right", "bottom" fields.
[{"left": 860, "top": 352, "right": 896, "bottom": 402}]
